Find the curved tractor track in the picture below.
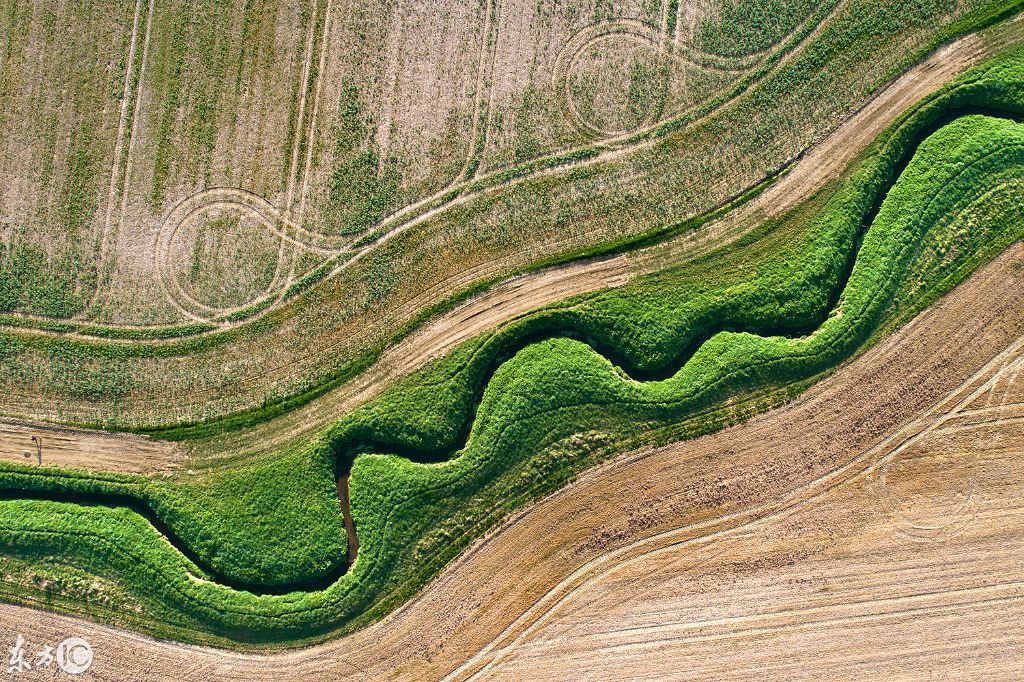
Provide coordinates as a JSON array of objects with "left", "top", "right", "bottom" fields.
[
  {"left": 150, "top": 0, "right": 835, "bottom": 325},
  {"left": 0, "top": 104, "right": 1021, "bottom": 598},
  {"left": 0, "top": 0, "right": 848, "bottom": 334},
  {"left": 2, "top": 207, "right": 1024, "bottom": 681},
  {"left": 0, "top": 24, "right": 1010, "bottom": 476}
]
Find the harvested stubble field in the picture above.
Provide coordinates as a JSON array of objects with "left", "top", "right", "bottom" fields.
[
  {"left": 3, "top": 0, "right": 1022, "bottom": 430},
  {"left": 3, "top": 0, "right": 1024, "bottom": 679}
]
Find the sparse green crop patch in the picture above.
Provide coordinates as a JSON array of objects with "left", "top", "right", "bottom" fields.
[
  {"left": 0, "top": 0, "right": 132, "bottom": 317},
  {"left": 313, "top": 84, "right": 402, "bottom": 237},
  {"left": 176, "top": 211, "right": 280, "bottom": 309},
  {"left": 0, "top": 240, "right": 94, "bottom": 318},
  {"left": 147, "top": 0, "right": 297, "bottom": 208},
  {"left": 697, "top": 0, "right": 823, "bottom": 57},
  {"left": 0, "top": 46, "right": 1022, "bottom": 647}
]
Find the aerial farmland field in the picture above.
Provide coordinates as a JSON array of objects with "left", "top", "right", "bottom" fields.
[{"left": 2, "top": 0, "right": 1024, "bottom": 679}]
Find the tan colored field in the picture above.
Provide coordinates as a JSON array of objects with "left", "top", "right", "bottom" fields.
[
  {"left": 1, "top": 221, "right": 1022, "bottom": 680},
  {"left": 7, "top": 0, "right": 1012, "bottom": 431},
  {"left": 0, "top": 418, "right": 181, "bottom": 475},
  {"left": 0, "top": 20, "right": 1003, "bottom": 471},
  {"left": 4, "top": 0, "right": 791, "bottom": 327}
]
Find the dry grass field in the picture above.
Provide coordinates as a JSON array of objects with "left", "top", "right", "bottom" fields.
[
  {"left": 4, "top": 0, "right": 1011, "bottom": 430},
  {"left": 4, "top": 0, "right": 809, "bottom": 328},
  {"left": 4, "top": 0, "right": 1024, "bottom": 678}
]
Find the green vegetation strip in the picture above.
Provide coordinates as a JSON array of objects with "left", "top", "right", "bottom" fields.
[{"left": 0, "top": 47, "right": 1022, "bottom": 646}]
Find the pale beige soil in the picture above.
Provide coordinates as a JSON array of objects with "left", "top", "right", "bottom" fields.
[
  {"left": 1, "top": 230, "right": 1022, "bottom": 681},
  {"left": 0, "top": 419, "right": 182, "bottom": 475}
]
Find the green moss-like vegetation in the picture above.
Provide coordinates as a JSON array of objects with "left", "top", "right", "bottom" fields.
[
  {"left": 317, "top": 83, "right": 402, "bottom": 236},
  {"left": 0, "top": 47, "right": 1021, "bottom": 646},
  {"left": 697, "top": 0, "right": 823, "bottom": 57},
  {"left": 0, "top": 242, "right": 94, "bottom": 318}
]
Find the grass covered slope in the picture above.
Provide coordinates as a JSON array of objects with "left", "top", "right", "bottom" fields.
[{"left": 0, "top": 49, "right": 1022, "bottom": 646}]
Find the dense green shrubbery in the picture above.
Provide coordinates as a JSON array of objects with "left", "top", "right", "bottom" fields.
[
  {"left": 0, "top": 445, "right": 344, "bottom": 592},
  {"left": 0, "top": 44, "right": 1023, "bottom": 647}
]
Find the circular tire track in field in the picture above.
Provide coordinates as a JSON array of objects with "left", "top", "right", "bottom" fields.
[
  {"left": 154, "top": 188, "right": 340, "bottom": 321},
  {"left": 154, "top": 0, "right": 341, "bottom": 323},
  {"left": 2, "top": 0, "right": 840, "bottom": 333},
  {"left": 554, "top": 21, "right": 671, "bottom": 138},
  {"left": 871, "top": 348, "right": 1024, "bottom": 542},
  {"left": 552, "top": 16, "right": 779, "bottom": 138},
  {"left": 169, "top": 206, "right": 283, "bottom": 313}
]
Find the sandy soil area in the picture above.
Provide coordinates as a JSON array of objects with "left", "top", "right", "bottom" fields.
[{"left": 0, "top": 419, "right": 182, "bottom": 475}]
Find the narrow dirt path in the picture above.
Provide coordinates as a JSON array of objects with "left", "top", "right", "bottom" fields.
[
  {"left": 97, "top": 0, "right": 147, "bottom": 276},
  {"left": 1, "top": 230, "right": 1022, "bottom": 681},
  {"left": 0, "top": 419, "right": 183, "bottom": 475},
  {"left": 201, "top": 24, "right": 1010, "bottom": 461}
]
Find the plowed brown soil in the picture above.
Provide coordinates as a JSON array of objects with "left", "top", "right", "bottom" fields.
[{"left": 1, "top": 231, "right": 1022, "bottom": 680}]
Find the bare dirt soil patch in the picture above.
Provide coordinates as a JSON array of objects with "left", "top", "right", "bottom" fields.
[{"left": 0, "top": 419, "right": 182, "bottom": 475}]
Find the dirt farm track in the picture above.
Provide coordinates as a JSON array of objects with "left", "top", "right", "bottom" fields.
[{"left": 1, "top": 232, "right": 1024, "bottom": 679}]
